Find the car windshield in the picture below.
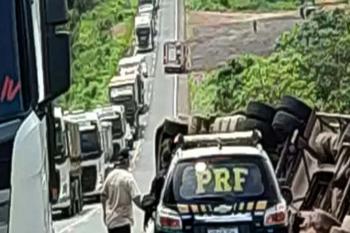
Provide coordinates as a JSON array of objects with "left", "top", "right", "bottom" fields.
[
  {"left": 170, "top": 156, "right": 277, "bottom": 203},
  {"left": 0, "top": 0, "right": 25, "bottom": 122},
  {"left": 80, "top": 129, "right": 101, "bottom": 154},
  {"left": 0, "top": 190, "right": 9, "bottom": 233}
]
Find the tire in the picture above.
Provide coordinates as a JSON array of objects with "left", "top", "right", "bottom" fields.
[
  {"left": 237, "top": 118, "right": 277, "bottom": 151},
  {"left": 246, "top": 101, "right": 276, "bottom": 123},
  {"left": 272, "top": 110, "right": 303, "bottom": 143},
  {"left": 77, "top": 179, "right": 83, "bottom": 213},
  {"left": 277, "top": 95, "right": 312, "bottom": 121},
  {"left": 62, "top": 183, "right": 75, "bottom": 217}
]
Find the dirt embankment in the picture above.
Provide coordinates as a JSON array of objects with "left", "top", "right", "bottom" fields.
[
  {"left": 186, "top": 0, "right": 347, "bottom": 72},
  {"left": 187, "top": 11, "right": 302, "bottom": 71}
]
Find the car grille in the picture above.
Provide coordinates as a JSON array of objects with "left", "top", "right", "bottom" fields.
[
  {"left": 82, "top": 166, "right": 97, "bottom": 193},
  {"left": 193, "top": 224, "right": 252, "bottom": 233}
]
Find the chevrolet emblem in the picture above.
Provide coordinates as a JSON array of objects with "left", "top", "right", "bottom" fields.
[{"left": 213, "top": 205, "right": 232, "bottom": 214}]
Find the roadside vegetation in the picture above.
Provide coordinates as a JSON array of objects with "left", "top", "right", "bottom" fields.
[
  {"left": 186, "top": 0, "right": 299, "bottom": 12},
  {"left": 60, "top": 0, "right": 137, "bottom": 110},
  {"left": 190, "top": 9, "right": 350, "bottom": 114}
]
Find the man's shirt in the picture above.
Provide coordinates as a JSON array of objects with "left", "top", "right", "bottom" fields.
[{"left": 102, "top": 168, "right": 141, "bottom": 229}]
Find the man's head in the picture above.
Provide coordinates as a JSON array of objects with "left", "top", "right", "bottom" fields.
[{"left": 112, "top": 148, "right": 130, "bottom": 169}]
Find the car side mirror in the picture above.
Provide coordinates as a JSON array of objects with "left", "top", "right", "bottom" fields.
[
  {"left": 281, "top": 186, "right": 293, "bottom": 206},
  {"left": 45, "top": 0, "right": 69, "bottom": 24}
]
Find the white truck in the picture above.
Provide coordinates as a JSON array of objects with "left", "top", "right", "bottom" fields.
[
  {"left": 52, "top": 107, "right": 84, "bottom": 217},
  {"left": 135, "top": 13, "right": 155, "bottom": 53},
  {"left": 118, "top": 54, "right": 149, "bottom": 79},
  {"left": 64, "top": 112, "right": 107, "bottom": 201},
  {"left": 0, "top": 0, "right": 71, "bottom": 232},
  {"left": 95, "top": 105, "right": 133, "bottom": 154}
]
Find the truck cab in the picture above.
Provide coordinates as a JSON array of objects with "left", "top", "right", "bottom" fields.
[
  {"left": 52, "top": 107, "right": 84, "bottom": 217},
  {"left": 139, "top": 0, "right": 159, "bottom": 11},
  {"left": 118, "top": 54, "right": 149, "bottom": 79},
  {"left": 64, "top": 112, "right": 106, "bottom": 201},
  {"left": 109, "top": 74, "right": 144, "bottom": 140},
  {"left": 0, "top": 0, "right": 71, "bottom": 231},
  {"left": 135, "top": 13, "right": 154, "bottom": 53},
  {"left": 95, "top": 105, "right": 133, "bottom": 155}
]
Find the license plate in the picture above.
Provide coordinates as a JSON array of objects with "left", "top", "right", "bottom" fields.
[{"left": 208, "top": 228, "right": 238, "bottom": 233}]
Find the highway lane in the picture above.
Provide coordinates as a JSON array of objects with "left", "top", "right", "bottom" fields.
[{"left": 53, "top": 0, "right": 179, "bottom": 231}]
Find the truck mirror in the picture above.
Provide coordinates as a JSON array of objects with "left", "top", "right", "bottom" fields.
[
  {"left": 45, "top": 0, "right": 69, "bottom": 24},
  {"left": 44, "top": 31, "right": 71, "bottom": 102}
]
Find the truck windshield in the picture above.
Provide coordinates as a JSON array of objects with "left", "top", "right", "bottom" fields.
[
  {"left": 169, "top": 156, "right": 278, "bottom": 204},
  {"left": 139, "top": 0, "right": 153, "bottom": 5},
  {"left": 137, "top": 28, "right": 150, "bottom": 36},
  {"left": 110, "top": 85, "right": 134, "bottom": 99},
  {"left": 80, "top": 130, "right": 101, "bottom": 155},
  {"left": 0, "top": 0, "right": 25, "bottom": 122}
]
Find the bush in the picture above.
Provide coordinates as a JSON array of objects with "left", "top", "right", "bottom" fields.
[
  {"left": 191, "top": 9, "right": 350, "bottom": 115},
  {"left": 60, "top": 0, "right": 137, "bottom": 110}
]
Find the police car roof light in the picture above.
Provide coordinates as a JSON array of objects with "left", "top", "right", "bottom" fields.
[{"left": 181, "top": 130, "right": 262, "bottom": 150}]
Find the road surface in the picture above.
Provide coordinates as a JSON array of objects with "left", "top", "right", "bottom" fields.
[{"left": 53, "top": 0, "right": 183, "bottom": 231}]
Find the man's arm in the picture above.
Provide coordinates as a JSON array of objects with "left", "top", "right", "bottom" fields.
[{"left": 101, "top": 176, "right": 110, "bottom": 224}]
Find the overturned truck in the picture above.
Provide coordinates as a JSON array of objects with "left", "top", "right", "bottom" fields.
[{"left": 149, "top": 96, "right": 350, "bottom": 233}]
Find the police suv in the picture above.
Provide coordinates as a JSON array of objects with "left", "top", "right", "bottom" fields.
[{"left": 142, "top": 129, "right": 292, "bottom": 233}]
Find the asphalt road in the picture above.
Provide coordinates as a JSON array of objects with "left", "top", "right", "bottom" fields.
[{"left": 53, "top": 0, "right": 180, "bottom": 231}]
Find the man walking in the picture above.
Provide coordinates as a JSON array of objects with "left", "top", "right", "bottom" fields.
[{"left": 101, "top": 148, "right": 141, "bottom": 233}]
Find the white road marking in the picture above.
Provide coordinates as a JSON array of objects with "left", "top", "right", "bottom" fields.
[{"left": 57, "top": 207, "right": 100, "bottom": 233}]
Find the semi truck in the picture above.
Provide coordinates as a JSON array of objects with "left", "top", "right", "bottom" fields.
[
  {"left": 0, "top": 0, "right": 71, "bottom": 232},
  {"left": 95, "top": 105, "right": 133, "bottom": 154},
  {"left": 52, "top": 107, "right": 84, "bottom": 217},
  {"left": 135, "top": 13, "right": 155, "bottom": 53},
  {"left": 109, "top": 74, "right": 145, "bottom": 141},
  {"left": 64, "top": 112, "right": 107, "bottom": 201}
]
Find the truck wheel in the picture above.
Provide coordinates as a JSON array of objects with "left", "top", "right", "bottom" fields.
[
  {"left": 62, "top": 204, "right": 73, "bottom": 218},
  {"left": 237, "top": 118, "right": 277, "bottom": 152},
  {"left": 62, "top": 184, "right": 74, "bottom": 217},
  {"left": 76, "top": 179, "right": 83, "bottom": 213},
  {"left": 71, "top": 182, "right": 77, "bottom": 216},
  {"left": 277, "top": 95, "right": 312, "bottom": 122},
  {"left": 246, "top": 101, "right": 276, "bottom": 123},
  {"left": 272, "top": 110, "right": 303, "bottom": 143}
]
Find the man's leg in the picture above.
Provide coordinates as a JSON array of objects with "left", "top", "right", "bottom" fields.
[{"left": 108, "top": 225, "right": 131, "bottom": 233}]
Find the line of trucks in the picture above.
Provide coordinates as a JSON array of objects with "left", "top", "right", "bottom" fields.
[
  {"left": 51, "top": 0, "right": 160, "bottom": 218},
  {"left": 51, "top": 53, "right": 151, "bottom": 217}
]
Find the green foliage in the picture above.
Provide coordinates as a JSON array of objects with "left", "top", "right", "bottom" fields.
[
  {"left": 191, "top": 9, "right": 350, "bottom": 114},
  {"left": 187, "top": 0, "right": 299, "bottom": 12},
  {"left": 60, "top": 0, "right": 137, "bottom": 110}
]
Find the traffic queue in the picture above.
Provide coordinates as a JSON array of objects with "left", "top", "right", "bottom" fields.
[{"left": 51, "top": 0, "right": 158, "bottom": 218}]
